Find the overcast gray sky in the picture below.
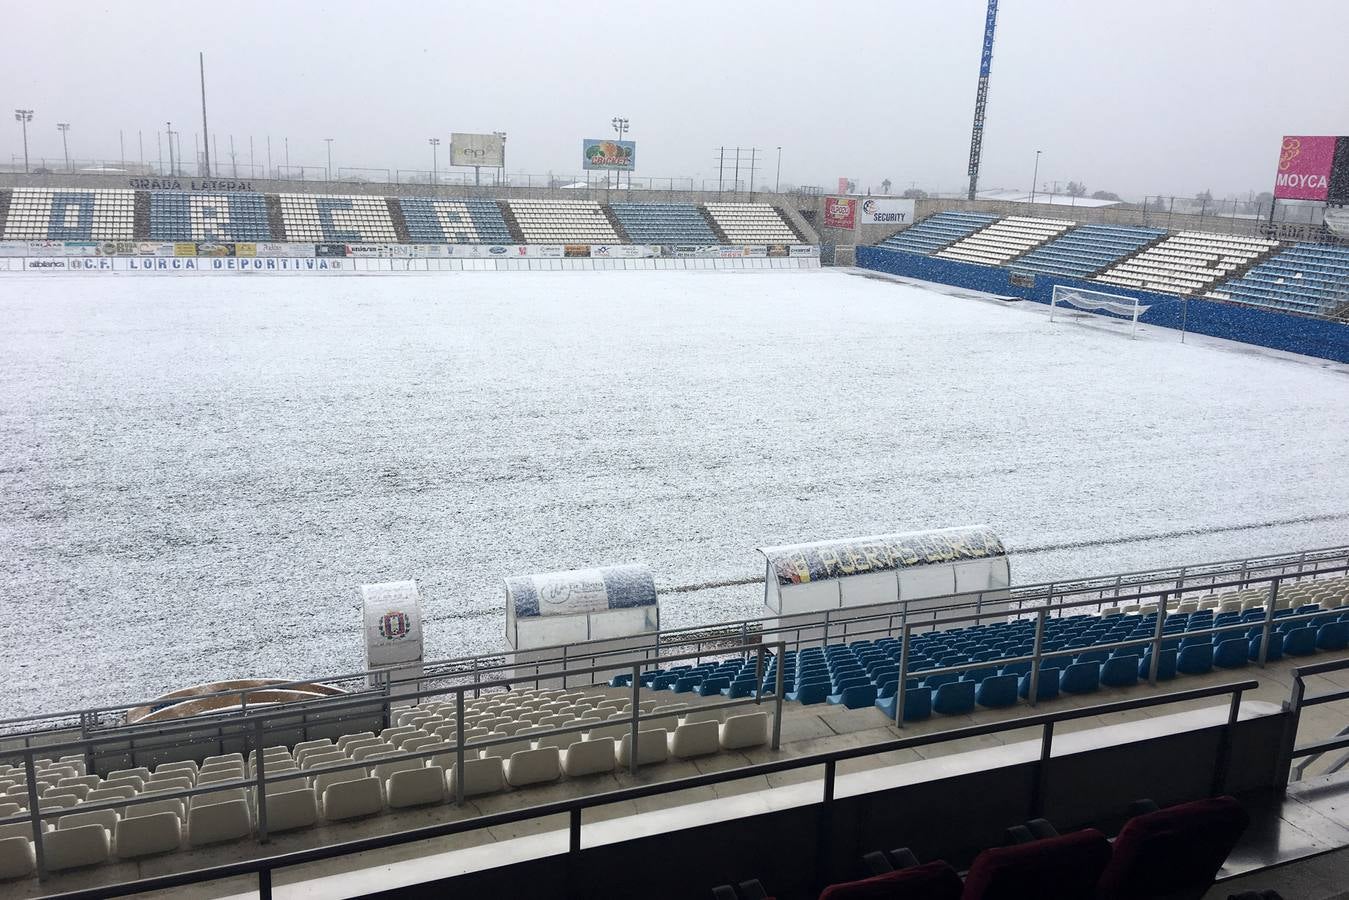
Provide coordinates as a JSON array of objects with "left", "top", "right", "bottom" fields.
[{"left": 7, "top": 1, "right": 1347, "bottom": 198}]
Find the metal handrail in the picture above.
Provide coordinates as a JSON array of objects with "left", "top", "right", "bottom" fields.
[
  {"left": 2, "top": 641, "right": 787, "bottom": 880},
  {"left": 1278, "top": 656, "right": 1349, "bottom": 784},
  {"left": 5, "top": 547, "right": 1344, "bottom": 742},
  {"left": 29, "top": 679, "right": 1258, "bottom": 900}
]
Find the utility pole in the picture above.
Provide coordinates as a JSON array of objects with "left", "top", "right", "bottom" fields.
[
  {"left": 749, "top": 147, "right": 758, "bottom": 194},
  {"left": 734, "top": 147, "right": 741, "bottom": 195},
  {"left": 14, "top": 110, "right": 33, "bottom": 173},
  {"left": 229, "top": 135, "right": 237, "bottom": 178},
  {"left": 57, "top": 122, "right": 71, "bottom": 171},
  {"left": 1030, "top": 150, "right": 1041, "bottom": 204},
  {"left": 199, "top": 51, "right": 211, "bottom": 177},
  {"left": 429, "top": 137, "right": 440, "bottom": 185},
  {"left": 718, "top": 147, "right": 725, "bottom": 194},
  {"left": 324, "top": 138, "right": 333, "bottom": 181},
  {"left": 166, "top": 121, "right": 175, "bottom": 175},
  {"left": 775, "top": 146, "right": 782, "bottom": 193}
]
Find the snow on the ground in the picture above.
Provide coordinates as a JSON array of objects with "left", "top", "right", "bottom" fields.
[{"left": 1, "top": 269, "right": 1346, "bottom": 718}]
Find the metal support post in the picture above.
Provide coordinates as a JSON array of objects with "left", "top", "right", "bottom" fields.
[
  {"left": 1258, "top": 580, "right": 1279, "bottom": 667},
  {"left": 254, "top": 718, "right": 269, "bottom": 843},
  {"left": 1027, "top": 609, "right": 1047, "bottom": 707},
  {"left": 454, "top": 691, "right": 466, "bottom": 805},
  {"left": 771, "top": 645, "right": 785, "bottom": 749},
  {"left": 629, "top": 664, "right": 641, "bottom": 776}
]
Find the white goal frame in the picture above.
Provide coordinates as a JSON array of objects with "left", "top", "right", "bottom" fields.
[{"left": 1049, "top": 284, "right": 1151, "bottom": 340}]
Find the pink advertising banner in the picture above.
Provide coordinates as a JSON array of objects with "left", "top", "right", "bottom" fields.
[{"left": 1274, "top": 135, "right": 1337, "bottom": 200}]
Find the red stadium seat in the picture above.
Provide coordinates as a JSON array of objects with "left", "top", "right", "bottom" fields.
[
  {"left": 960, "top": 829, "right": 1111, "bottom": 900},
  {"left": 818, "top": 861, "right": 963, "bottom": 900},
  {"left": 1095, "top": 796, "right": 1249, "bottom": 900}
]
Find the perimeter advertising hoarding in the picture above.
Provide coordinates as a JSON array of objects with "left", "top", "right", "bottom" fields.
[
  {"left": 581, "top": 139, "right": 636, "bottom": 171},
  {"left": 823, "top": 196, "right": 856, "bottom": 229},
  {"left": 1273, "top": 135, "right": 1348, "bottom": 201},
  {"left": 450, "top": 133, "right": 505, "bottom": 168},
  {"left": 858, "top": 198, "right": 916, "bottom": 226}
]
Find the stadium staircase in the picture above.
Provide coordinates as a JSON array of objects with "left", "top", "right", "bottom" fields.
[
  {"left": 599, "top": 204, "right": 632, "bottom": 243},
  {"left": 1084, "top": 229, "right": 1172, "bottom": 278},
  {"left": 697, "top": 206, "right": 732, "bottom": 244},
  {"left": 131, "top": 191, "right": 151, "bottom": 240},
  {"left": 775, "top": 206, "right": 810, "bottom": 243},
  {"left": 0, "top": 191, "right": 9, "bottom": 236},
  {"left": 262, "top": 194, "right": 285, "bottom": 241},
  {"left": 497, "top": 201, "right": 527, "bottom": 244},
  {"left": 386, "top": 198, "right": 412, "bottom": 244}
]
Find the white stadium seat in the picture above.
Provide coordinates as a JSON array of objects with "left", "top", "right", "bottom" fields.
[
  {"left": 719, "top": 713, "right": 770, "bottom": 750},
  {"left": 263, "top": 788, "right": 318, "bottom": 833},
  {"left": 43, "top": 823, "right": 111, "bottom": 871},
  {"left": 114, "top": 811, "right": 182, "bottom": 859},
  {"left": 321, "top": 777, "right": 383, "bottom": 821},
  {"left": 561, "top": 738, "right": 616, "bottom": 778},
  {"left": 386, "top": 767, "right": 447, "bottom": 808},
  {"left": 187, "top": 798, "right": 252, "bottom": 846},
  {"left": 669, "top": 721, "right": 721, "bottom": 759},
  {"left": 0, "top": 835, "right": 35, "bottom": 879}
]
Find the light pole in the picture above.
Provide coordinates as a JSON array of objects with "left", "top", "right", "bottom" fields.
[
  {"left": 610, "top": 116, "right": 628, "bottom": 190},
  {"left": 775, "top": 146, "right": 782, "bottom": 193},
  {"left": 166, "top": 121, "right": 176, "bottom": 175},
  {"left": 14, "top": 110, "right": 33, "bottom": 173},
  {"left": 1030, "top": 150, "right": 1042, "bottom": 205},
  {"left": 57, "top": 123, "right": 71, "bottom": 171},
  {"left": 428, "top": 137, "right": 440, "bottom": 185},
  {"left": 324, "top": 138, "right": 333, "bottom": 181},
  {"left": 493, "top": 131, "right": 507, "bottom": 186}
]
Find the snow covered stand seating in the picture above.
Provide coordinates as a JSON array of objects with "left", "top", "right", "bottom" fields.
[
  {"left": 361, "top": 581, "right": 425, "bottom": 699},
  {"left": 757, "top": 526, "right": 1012, "bottom": 648},
  {"left": 504, "top": 564, "right": 660, "bottom": 688}
]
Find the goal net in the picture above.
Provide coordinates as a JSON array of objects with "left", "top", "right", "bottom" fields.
[{"left": 1049, "top": 284, "right": 1151, "bottom": 339}]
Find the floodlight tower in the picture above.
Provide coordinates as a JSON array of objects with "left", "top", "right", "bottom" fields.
[
  {"left": 57, "top": 123, "right": 71, "bottom": 171},
  {"left": 966, "top": 0, "right": 999, "bottom": 200},
  {"left": 15, "top": 110, "right": 34, "bottom": 173}
]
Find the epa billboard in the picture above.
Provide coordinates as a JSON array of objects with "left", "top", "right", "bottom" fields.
[
  {"left": 451, "top": 133, "right": 504, "bottom": 168},
  {"left": 582, "top": 139, "right": 636, "bottom": 171},
  {"left": 823, "top": 196, "right": 856, "bottom": 229}
]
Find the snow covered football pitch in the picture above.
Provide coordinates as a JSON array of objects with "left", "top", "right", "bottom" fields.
[{"left": 1, "top": 268, "right": 1347, "bottom": 716}]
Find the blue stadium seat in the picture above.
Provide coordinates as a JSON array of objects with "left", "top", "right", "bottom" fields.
[
  {"left": 1247, "top": 632, "right": 1282, "bottom": 661},
  {"left": 1208, "top": 243, "right": 1349, "bottom": 316},
  {"left": 1213, "top": 639, "right": 1249, "bottom": 669},
  {"left": 788, "top": 682, "right": 830, "bottom": 705},
  {"left": 1100, "top": 655, "right": 1139, "bottom": 687},
  {"left": 1177, "top": 644, "right": 1214, "bottom": 674},
  {"left": 1011, "top": 224, "right": 1164, "bottom": 280},
  {"left": 830, "top": 683, "right": 878, "bottom": 709},
  {"left": 933, "top": 680, "right": 976, "bottom": 715},
  {"left": 1138, "top": 649, "right": 1178, "bottom": 681},
  {"left": 1060, "top": 662, "right": 1101, "bottom": 695},
  {"left": 975, "top": 674, "right": 1019, "bottom": 709},
  {"left": 875, "top": 211, "right": 998, "bottom": 255},
  {"left": 1316, "top": 621, "right": 1348, "bottom": 651},
  {"left": 1282, "top": 627, "right": 1318, "bottom": 656}
]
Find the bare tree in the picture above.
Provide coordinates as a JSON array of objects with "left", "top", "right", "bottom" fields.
[{"left": 1066, "top": 180, "right": 1087, "bottom": 197}]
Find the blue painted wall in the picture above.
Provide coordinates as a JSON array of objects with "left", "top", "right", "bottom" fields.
[{"left": 857, "top": 246, "right": 1349, "bottom": 364}]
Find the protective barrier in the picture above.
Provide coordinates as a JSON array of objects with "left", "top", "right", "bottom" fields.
[
  {"left": 0, "top": 255, "right": 821, "bottom": 274},
  {"left": 857, "top": 245, "right": 1349, "bottom": 364}
]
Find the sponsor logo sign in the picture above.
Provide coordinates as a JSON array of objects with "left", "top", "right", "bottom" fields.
[
  {"left": 564, "top": 244, "right": 591, "bottom": 257},
  {"left": 195, "top": 242, "right": 234, "bottom": 258},
  {"left": 174, "top": 243, "right": 198, "bottom": 257},
  {"left": 315, "top": 243, "right": 348, "bottom": 258},
  {"left": 128, "top": 178, "right": 257, "bottom": 192},
  {"left": 1274, "top": 135, "right": 1339, "bottom": 201},
  {"left": 789, "top": 245, "right": 819, "bottom": 257},
  {"left": 767, "top": 244, "right": 789, "bottom": 257},
  {"left": 581, "top": 139, "right": 636, "bottom": 171},
  {"left": 824, "top": 196, "right": 857, "bottom": 229},
  {"left": 450, "top": 133, "right": 505, "bottom": 168},
  {"left": 858, "top": 198, "right": 916, "bottom": 225}
]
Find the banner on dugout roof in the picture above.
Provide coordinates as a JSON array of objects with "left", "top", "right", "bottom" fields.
[{"left": 582, "top": 139, "right": 636, "bottom": 171}]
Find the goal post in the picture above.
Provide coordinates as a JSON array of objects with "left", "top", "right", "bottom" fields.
[{"left": 1049, "top": 284, "right": 1152, "bottom": 339}]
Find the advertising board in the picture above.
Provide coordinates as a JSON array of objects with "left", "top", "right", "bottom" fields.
[
  {"left": 450, "top": 133, "right": 505, "bottom": 168},
  {"left": 858, "top": 198, "right": 916, "bottom": 226},
  {"left": 824, "top": 196, "right": 857, "bottom": 229},
  {"left": 581, "top": 139, "right": 636, "bottom": 171}
]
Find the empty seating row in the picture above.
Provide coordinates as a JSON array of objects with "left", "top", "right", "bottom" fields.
[
  {"left": 1095, "top": 230, "right": 1279, "bottom": 296},
  {"left": 701, "top": 202, "right": 799, "bottom": 244},
  {"left": 935, "top": 216, "right": 1076, "bottom": 266},
  {"left": 609, "top": 202, "right": 719, "bottom": 244},
  {"left": 1207, "top": 242, "right": 1349, "bottom": 315},
  {"left": 398, "top": 198, "right": 513, "bottom": 244},
  {"left": 1010, "top": 224, "right": 1165, "bottom": 279},
  {"left": 0, "top": 688, "right": 771, "bottom": 880},
  {"left": 148, "top": 191, "right": 272, "bottom": 241},
  {"left": 874, "top": 211, "right": 999, "bottom": 255},
  {"left": 277, "top": 193, "right": 397, "bottom": 243},
  {"left": 506, "top": 199, "right": 620, "bottom": 243},
  {"left": 2, "top": 188, "right": 135, "bottom": 240}
]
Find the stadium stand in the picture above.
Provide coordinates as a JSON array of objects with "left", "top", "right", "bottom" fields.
[
  {"left": 701, "top": 202, "right": 800, "bottom": 244},
  {"left": 609, "top": 202, "right": 719, "bottom": 244},
  {"left": 875, "top": 210, "right": 999, "bottom": 255},
  {"left": 619, "top": 575, "right": 1349, "bottom": 721},
  {"left": 147, "top": 192, "right": 273, "bottom": 242},
  {"left": 398, "top": 198, "right": 514, "bottom": 244},
  {"left": 276, "top": 193, "right": 398, "bottom": 243},
  {"left": 1094, "top": 230, "right": 1279, "bottom": 295},
  {"left": 1207, "top": 242, "right": 1349, "bottom": 316},
  {"left": 2, "top": 187, "right": 135, "bottom": 240},
  {"left": 935, "top": 215, "right": 1076, "bottom": 266},
  {"left": 1009, "top": 224, "right": 1165, "bottom": 279},
  {"left": 506, "top": 199, "right": 621, "bottom": 243}
]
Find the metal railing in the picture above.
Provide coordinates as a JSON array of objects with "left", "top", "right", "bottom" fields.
[
  {"left": 0, "top": 641, "right": 786, "bottom": 883},
  {"left": 3, "top": 545, "right": 1345, "bottom": 747},
  {"left": 1278, "top": 656, "right": 1349, "bottom": 785},
  {"left": 29, "top": 679, "right": 1259, "bottom": 900}
]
